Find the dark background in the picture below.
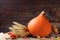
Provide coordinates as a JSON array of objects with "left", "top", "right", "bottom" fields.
[{"left": 0, "top": 0, "right": 60, "bottom": 32}]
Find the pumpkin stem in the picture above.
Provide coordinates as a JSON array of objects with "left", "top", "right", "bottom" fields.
[
  {"left": 40, "top": 11, "right": 45, "bottom": 15},
  {"left": 38, "top": 11, "right": 45, "bottom": 17}
]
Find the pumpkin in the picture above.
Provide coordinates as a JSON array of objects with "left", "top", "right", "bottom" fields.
[{"left": 28, "top": 11, "right": 52, "bottom": 37}]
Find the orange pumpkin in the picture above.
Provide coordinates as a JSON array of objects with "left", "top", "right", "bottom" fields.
[{"left": 28, "top": 11, "right": 52, "bottom": 37}]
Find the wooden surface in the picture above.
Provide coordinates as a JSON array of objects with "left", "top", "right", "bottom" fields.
[
  {"left": 0, "top": 0, "right": 60, "bottom": 32},
  {"left": 13, "top": 38, "right": 58, "bottom": 40}
]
